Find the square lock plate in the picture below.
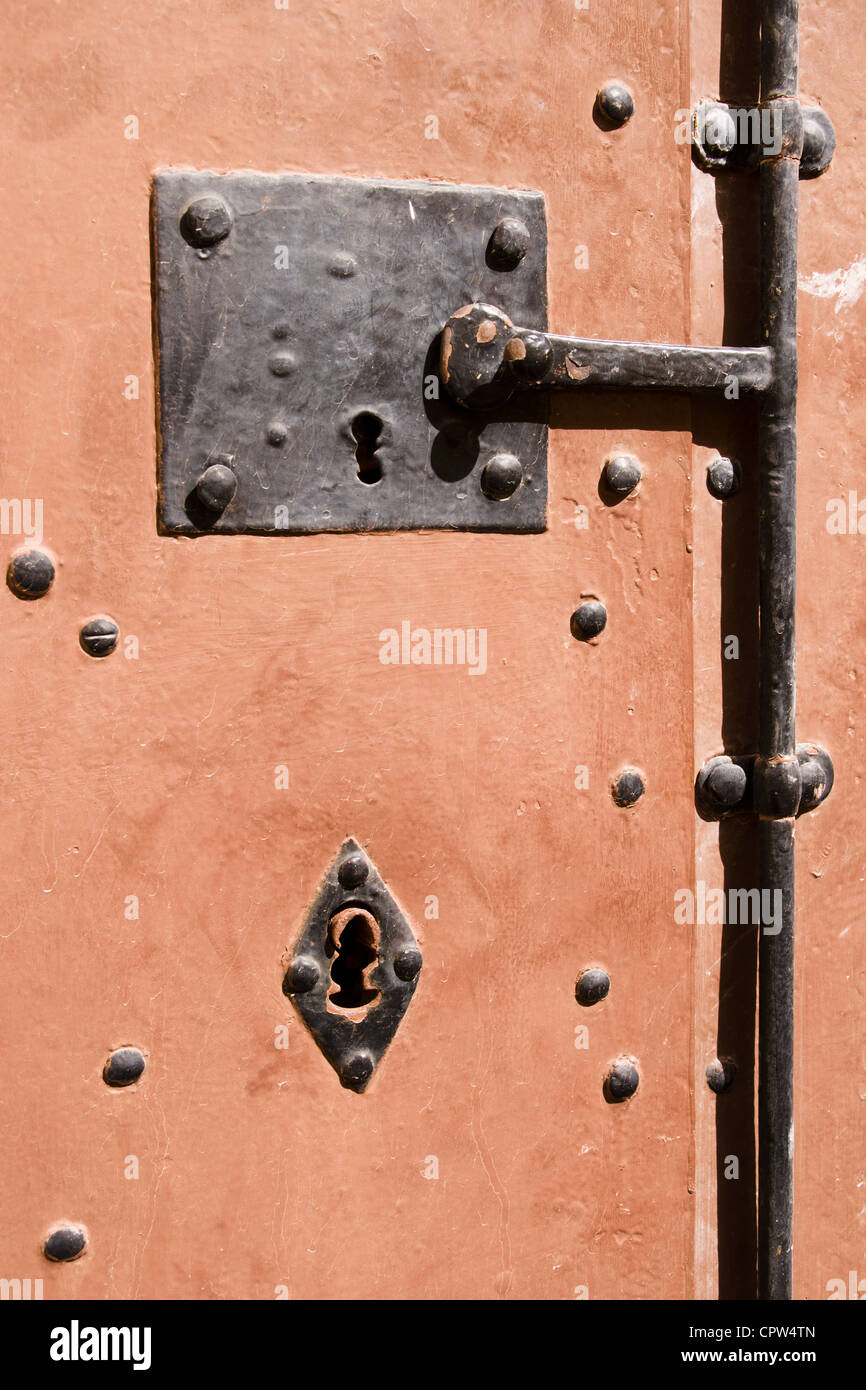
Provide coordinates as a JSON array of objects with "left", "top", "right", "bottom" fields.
[{"left": 151, "top": 171, "right": 548, "bottom": 534}]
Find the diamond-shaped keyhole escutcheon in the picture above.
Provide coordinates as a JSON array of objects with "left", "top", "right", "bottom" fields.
[{"left": 284, "top": 839, "right": 422, "bottom": 1092}]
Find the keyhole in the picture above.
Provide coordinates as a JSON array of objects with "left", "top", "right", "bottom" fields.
[
  {"left": 327, "top": 907, "right": 381, "bottom": 1012},
  {"left": 352, "top": 411, "right": 384, "bottom": 485}
]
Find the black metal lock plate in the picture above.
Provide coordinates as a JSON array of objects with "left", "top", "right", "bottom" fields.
[{"left": 151, "top": 171, "right": 548, "bottom": 534}]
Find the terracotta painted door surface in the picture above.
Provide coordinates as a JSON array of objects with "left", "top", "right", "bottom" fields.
[{"left": 0, "top": 0, "right": 858, "bottom": 1301}]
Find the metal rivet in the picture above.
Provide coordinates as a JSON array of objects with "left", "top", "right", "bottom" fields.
[
  {"left": 288, "top": 956, "right": 320, "bottom": 994},
  {"left": 269, "top": 351, "right": 297, "bottom": 377},
  {"left": 266, "top": 422, "right": 288, "bottom": 446},
  {"left": 706, "top": 456, "right": 741, "bottom": 499},
  {"left": 604, "top": 1058, "right": 640, "bottom": 1102},
  {"left": 7, "top": 548, "right": 55, "bottom": 600},
  {"left": 394, "top": 947, "right": 423, "bottom": 982},
  {"left": 481, "top": 453, "right": 523, "bottom": 501},
  {"left": 570, "top": 600, "right": 607, "bottom": 641},
  {"left": 79, "top": 617, "right": 119, "bottom": 658},
  {"left": 328, "top": 252, "right": 357, "bottom": 278},
  {"left": 576, "top": 968, "right": 610, "bottom": 1006},
  {"left": 43, "top": 1225, "right": 88, "bottom": 1263},
  {"left": 179, "top": 195, "right": 232, "bottom": 248},
  {"left": 340, "top": 1050, "right": 374, "bottom": 1092},
  {"left": 272, "top": 323, "right": 290, "bottom": 340},
  {"left": 603, "top": 454, "right": 642, "bottom": 497},
  {"left": 508, "top": 331, "right": 552, "bottom": 382},
  {"left": 595, "top": 82, "right": 634, "bottom": 129},
  {"left": 487, "top": 217, "right": 531, "bottom": 270},
  {"left": 194, "top": 462, "right": 237, "bottom": 516},
  {"left": 103, "top": 1047, "right": 146, "bottom": 1087},
  {"left": 706, "top": 1057, "right": 737, "bottom": 1094},
  {"left": 702, "top": 104, "right": 737, "bottom": 158},
  {"left": 611, "top": 768, "right": 645, "bottom": 807},
  {"left": 338, "top": 853, "right": 369, "bottom": 889},
  {"left": 707, "top": 761, "right": 747, "bottom": 806}
]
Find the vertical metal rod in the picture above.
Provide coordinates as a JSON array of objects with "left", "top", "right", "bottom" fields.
[{"left": 758, "top": 0, "right": 801, "bottom": 1301}]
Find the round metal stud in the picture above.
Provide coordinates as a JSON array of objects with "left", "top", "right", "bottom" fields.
[
  {"left": 481, "top": 453, "right": 523, "bottom": 501},
  {"left": 340, "top": 1050, "right": 374, "bottom": 1092},
  {"left": 800, "top": 108, "right": 836, "bottom": 179},
  {"left": 595, "top": 81, "right": 634, "bottom": 129},
  {"left": 43, "top": 1224, "right": 88, "bottom": 1263},
  {"left": 288, "top": 956, "right": 320, "bottom": 994},
  {"left": 268, "top": 352, "right": 297, "bottom": 377},
  {"left": 603, "top": 454, "right": 642, "bottom": 497},
  {"left": 394, "top": 947, "right": 423, "bottom": 982},
  {"left": 575, "top": 968, "right": 610, "bottom": 1006},
  {"left": 338, "top": 853, "right": 369, "bottom": 889},
  {"left": 605, "top": 1058, "right": 640, "bottom": 1103},
  {"left": 7, "top": 548, "right": 55, "bottom": 600},
  {"left": 179, "top": 195, "right": 232, "bottom": 249},
  {"left": 706, "top": 456, "right": 742, "bottom": 500},
  {"left": 103, "top": 1047, "right": 146, "bottom": 1087},
  {"left": 570, "top": 600, "right": 607, "bottom": 642},
  {"left": 194, "top": 462, "right": 237, "bottom": 516},
  {"left": 328, "top": 252, "right": 358, "bottom": 278},
  {"left": 79, "top": 617, "right": 119, "bottom": 658},
  {"left": 507, "top": 331, "right": 552, "bottom": 382},
  {"left": 487, "top": 217, "right": 531, "bottom": 270},
  {"left": 611, "top": 768, "right": 645, "bottom": 807},
  {"left": 706, "top": 760, "right": 747, "bottom": 807},
  {"left": 266, "top": 422, "right": 288, "bottom": 446},
  {"left": 706, "top": 1057, "right": 737, "bottom": 1094}
]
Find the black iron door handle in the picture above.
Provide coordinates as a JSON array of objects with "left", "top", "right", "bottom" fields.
[{"left": 440, "top": 301, "right": 773, "bottom": 410}]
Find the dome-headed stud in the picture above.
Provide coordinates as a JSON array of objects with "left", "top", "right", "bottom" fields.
[
  {"left": 287, "top": 956, "right": 320, "bottom": 994},
  {"left": 605, "top": 1059, "right": 640, "bottom": 1103},
  {"left": 706, "top": 456, "right": 742, "bottom": 500},
  {"left": 180, "top": 195, "right": 232, "bottom": 248},
  {"left": 570, "top": 600, "right": 607, "bottom": 642},
  {"left": 706, "top": 761, "right": 747, "bottom": 807},
  {"left": 43, "top": 1224, "right": 88, "bottom": 1262},
  {"left": 576, "top": 968, "right": 610, "bottom": 1006},
  {"left": 487, "top": 217, "right": 531, "bottom": 270},
  {"left": 611, "top": 768, "right": 645, "bottom": 807},
  {"left": 481, "top": 453, "right": 523, "bottom": 501},
  {"left": 603, "top": 454, "right": 642, "bottom": 497},
  {"left": 595, "top": 82, "right": 634, "bottom": 129},
  {"left": 80, "top": 617, "right": 119, "bottom": 658},
  {"left": 103, "top": 1047, "right": 146, "bottom": 1087},
  {"left": 7, "top": 548, "right": 55, "bottom": 599},
  {"left": 194, "top": 462, "right": 237, "bottom": 517},
  {"left": 394, "top": 947, "right": 423, "bottom": 982},
  {"left": 338, "top": 853, "right": 369, "bottom": 889},
  {"left": 340, "top": 1051, "right": 374, "bottom": 1093}
]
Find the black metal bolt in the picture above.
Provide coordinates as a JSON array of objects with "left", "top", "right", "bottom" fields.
[
  {"left": 605, "top": 1058, "right": 640, "bottom": 1103},
  {"left": 288, "top": 956, "right": 319, "bottom": 994},
  {"left": 570, "top": 600, "right": 607, "bottom": 642},
  {"left": 394, "top": 947, "right": 423, "bottom": 982},
  {"left": 338, "top": 853, "right": 369, "bottom": 889},
  {"left": 611, "top": 768, "right": 645, "bottom": 807},
  {"left": 508, "top": 331, "right": 552, "bottom": 382},
  {"left": 706, "top": 760, "right": 747, "bottom": 807},
  {"left": 481, "top": 453, "right": 523, "bottom": 501},
  {"left": 43, "top": 1225, "right": 88, "bottom": 1263},
  {"left": 702, "top": 104, "right": 737, "bottom": 158},
  {"left": 706, "top": 456, "right": 742, "bottom": 500},
  {"left": 487, "top": 217, "right": 531, "bottom": 270},
  {"left": 340, "top": 1050, "right": 374, "bottom": 1092},
  {"left": 603, "top": 454, "right": 642, "bottom": 497},
  {"left": 595, "top": 82, "right": 634, "bottom": 129},
  {"left": 576, "top": 968, "right": 610, "bottom": 1006},
  {"left": 706, "top": 1057, "right": 737, "bottom": 1094},
  {"left": 7, "top": 548, "right": 55, "bottom": 600},
  {"left": 179, "top": 195, "right": 232, "bottom": 249},
  {"left": 103, "top": 1047, "right": 146, "bottom": 1087},
  {"left": 194, "top": 462, "right": 237, "bottom": 517},
  {"left": 79, "top": 617, "right": 119, "bottom": 658}
]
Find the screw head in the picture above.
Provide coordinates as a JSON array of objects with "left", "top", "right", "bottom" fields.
[
  {"left": 603, "top": 454, "right": 642, "bottom": 497},
  {"left": 576, "top": 968, "right": 610, "bottom": 1006},
  {"left": 702, "top": 104, "right": 737, "bottom": 158},
  {"left": 194, "top": 462, "right": 237, "bottom": 516},
  {"left": 481, "top": 453, "right": 523, "bottom": 501},
  {"left": 706, "top": 1057, "right": 737, "bottom": 1094},
  {"left": 288, "top": 956, "right": 319, "bottom": 994},
  {"left": 487, "top": 217, "right": 531, "bottom": 270},
  {"left": 570, "top": 600, "right": 607, "bottom": 642},
  {"left": 340, "top": 1050, "right": 374, "bottom": 1092},
  {"left": 394, "top": 947, "right": 423, "bottom": 982},
  {"left": 179, "top": 195, "right": 232, "bottom": 248},
  {"left": 611, "top": 768, "right": 645, "bottom": 807},
  {"left": 605, "top": 1058, "right": 640, "bottom": 1102},
  {"left": 596, "top": 81, "right": 634, "bottom": 128},
  {"left": 79, "top": 616, "right": 119, "bottom": 658},
  {"left": 706, "top": 760, "right": 747, "bottom": 807},
  {"left": 7, "top": 548, "right": 55, "bottom": 600},
  {"left": 338, "top": 853, "right": 369, "bottom": 889},
  {"left": 706, "top": 456, "right": 742, "bottom": 500},
  {"left": 43, "top": 1224, "right": 88, "bottom": 1262},
  {"left": 103, "top": 1046, "right": 146, "bottom": 1087}
]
